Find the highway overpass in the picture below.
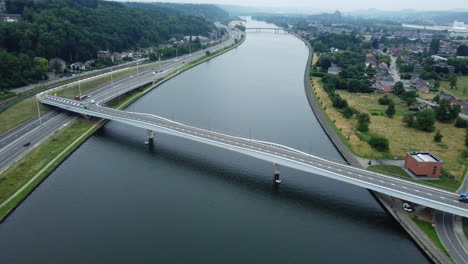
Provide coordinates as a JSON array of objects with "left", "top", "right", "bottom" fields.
[{"left": 38, "top": 90, "right": 468, "bottom": 218}]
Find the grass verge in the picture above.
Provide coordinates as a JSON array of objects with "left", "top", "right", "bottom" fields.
[
  {"left": 0, "top": 119, "right": 96, "bottom": 220},
  {"left": 412, "top": 216, "right": 453, "bottom": 260},
  {"left": 0, "top": 35, "right": 246, "bottom": 222}
]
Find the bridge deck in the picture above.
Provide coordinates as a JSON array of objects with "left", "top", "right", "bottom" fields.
[{"left": 38, "top": 91, "right": 468, "bottom": 217}]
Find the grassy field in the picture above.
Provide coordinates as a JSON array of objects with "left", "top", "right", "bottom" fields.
[
  {"left": 312, "top": 77, "right": 467, "bottom": 189},
  {"left": 440, "top": 76, "right": 468, "bottom": 101},
  {"left": 0, "top": 96, "right": 48, "bottom": 136},
  {"left": 412, "top": 216, "right": 452, "bottom": 259},
  {"left": 0, "top": 63, "right": 157, "bottom": 137}
]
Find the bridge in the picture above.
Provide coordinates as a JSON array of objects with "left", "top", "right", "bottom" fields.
[
  {"left": 245, "top": 27, "right": 284, "bottom": 34},
  {"left": 37, "top": 81, "right": 468, "bottom": 217}
]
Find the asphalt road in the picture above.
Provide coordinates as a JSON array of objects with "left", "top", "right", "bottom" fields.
[{"left": 0, "top": 29, "right": 239, "bottom": 174}]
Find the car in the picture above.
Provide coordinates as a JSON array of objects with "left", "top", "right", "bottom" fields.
[
  {"left": 402, "top": 202, "right": 414, "bottom": 212},
  {"left": 90, "top": 99, "right": 95, "bottom": 104},
  {"left": 23, "top": 142, "right": 31, "bottom": 147}
]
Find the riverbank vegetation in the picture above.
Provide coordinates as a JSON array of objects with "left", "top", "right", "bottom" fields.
[
  {"left": 311, "top": 67, "right": 467, "bottom": 190},
  {"left": 0, "top": 0, "right": 217, "bottom": 89}
]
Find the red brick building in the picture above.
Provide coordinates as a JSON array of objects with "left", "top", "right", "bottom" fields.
[{"left": 404, "top": 152, "right": 443, "bottom": 179}]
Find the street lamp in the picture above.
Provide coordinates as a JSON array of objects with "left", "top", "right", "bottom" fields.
[
  {"left": 36, "top": 97, "right": 42, "bottom": 126},
  {"left": 78, "top": 72, "right": 82, "bottom": 98}
]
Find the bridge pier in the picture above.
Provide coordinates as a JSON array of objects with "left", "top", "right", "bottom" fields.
[
  {"left": 274, "top": 163, "right": 281, "bottom": 184},
  {"left": 145, "top": 129, "right": 155, "bottom": 144}
]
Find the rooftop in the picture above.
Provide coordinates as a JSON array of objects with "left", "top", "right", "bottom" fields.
[{"left": 408, "top": 152, "right": 442, "bottom": 162}]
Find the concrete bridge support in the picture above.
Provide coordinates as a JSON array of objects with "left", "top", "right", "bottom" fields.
[
  {"left": 274, "top": 163, "right": 281, "bottom": 184},
  {"left": 145, "top": 129, "right": 155, "bottom": 144}
]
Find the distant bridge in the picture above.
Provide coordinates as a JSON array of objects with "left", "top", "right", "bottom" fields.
[{"left": 245, "top": 27, "right": 284, "bottom": 33}]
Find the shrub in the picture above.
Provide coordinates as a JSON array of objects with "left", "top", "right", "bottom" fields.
[
  {"left": 369, "top": 135, "right": 389, "bottom": 152},
  {"left": 434, "top": 131, "right": 443, "bottom": 142},
  {"left": 378, "top": 95, "right": 393, "bottom": 105},
  {"left": 342, "top": 107, "right": 357, "bottom": 119},
  {"left": 455, "top": 117, "right": 468, "bottom": 128},
  {"left": 357, "top": 113, "right": 371, "bottom": 132}
]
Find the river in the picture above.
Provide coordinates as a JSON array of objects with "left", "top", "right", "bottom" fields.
[{"left": 0, "top": 18, "right": 429, "bottom": 263}]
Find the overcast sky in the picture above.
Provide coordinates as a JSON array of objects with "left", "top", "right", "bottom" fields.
[{"left": 125, "top": 0, "right": 468, "bottom": 11}]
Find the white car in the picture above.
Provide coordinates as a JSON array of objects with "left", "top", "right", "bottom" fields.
[{"left": 402, "top": 202, "right": 414, "bottom": 212}]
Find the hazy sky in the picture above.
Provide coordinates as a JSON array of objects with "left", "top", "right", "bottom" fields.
[{"left": 126, "top": 0, "right": 468, "bottom": 11}]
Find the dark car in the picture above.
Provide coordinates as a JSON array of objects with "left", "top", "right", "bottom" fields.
[{"left": 23, "top": 142, "right": 31, "bottom": 147}]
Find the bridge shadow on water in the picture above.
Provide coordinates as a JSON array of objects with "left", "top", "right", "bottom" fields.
[{"left": 95, "top": 126, "right": 407, "bottom": 235}]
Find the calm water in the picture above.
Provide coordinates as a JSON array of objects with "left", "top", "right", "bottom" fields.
[{"left": 0, "top": 19, "right": 429, "bottom": 263}]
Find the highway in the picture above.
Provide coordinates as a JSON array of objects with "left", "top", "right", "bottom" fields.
[
  {"left": 435, "top": 175, "right": 468, "bottom": 264},
  {"left": 0, "top": 28, "right": 241, "bottom": 174}
]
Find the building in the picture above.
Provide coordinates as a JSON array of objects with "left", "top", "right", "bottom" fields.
[
  {"left": 70, "top": 62, "right": 85, "bottom": 71},
  {"left": 0, "top": 14, "right": 21, "bottom": 23},
  {"left": 327, "top": 63, "right": 342, "bottom": 75},
  {"left": 404, "top": 152, "right": 443, "bottom": 179},
  {"left": 97, "top": 50, "right": 112, "bottom": 62},
  {"left": 49, "top": 58, "right": 66, "bottom": 73}
]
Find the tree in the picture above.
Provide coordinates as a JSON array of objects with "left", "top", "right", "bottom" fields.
[
  {"left": 455, "top": 117, "right": 468, "bottom": 128},
  {"left": 429, "top": 38, "right": 440, "bottom": 54},
  {"left": 416, "top": 109, "right": 436, "bottom": 132},
  {"left": 393, "top": 81, "right": 404, "bottom": 95},
  {"left": 342, "top": 107, "right": 355, "bottom": 119},
  {"left": 457, "top": 44, "right": 468, "bottom": 56},
  {"left": 378, "top": 95, "right": 393, "bottom": 105},
  {"left": 357, "top": 113, "right": 371, "bottom": 132},
  {"left": 386, "top": 102, "right": 396, "bottom": 117},
  {"left": 435, "top": 98, "right": 461, "bottom": 123},
  {"left": 403, "top": 114, "right": 415, "bottom": 127},
  {"left": 205, "top": 50, "right": 211, "bottom": 56},
  {"left": 434, "top": 80, "right": 440, "bottom": 90},
  {"left": 465, "top": 129, "right": 468, "bottom": 147},
  {"left": 434, "top": 131, "right": 443, "bottom": 142},
  {"left": 369, "top": 135, "right": 389, "bottom": 152},
  {"left": 433, "top": 94, "right": 440, "bottom": 103},
  {"left": 449, "top": 74, "right": 458, "bottom": 89}
]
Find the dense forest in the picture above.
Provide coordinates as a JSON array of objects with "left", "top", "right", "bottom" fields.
[
  {"left": 126, "top": 2, "right": 231, "bottom": 22},
  {"left": 0, "top": 0, "right": 217, "bottom": 89}
]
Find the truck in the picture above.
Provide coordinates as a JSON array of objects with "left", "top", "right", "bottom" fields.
[{"left": 459, "top": 193, "right": 468, "bottom": 202}]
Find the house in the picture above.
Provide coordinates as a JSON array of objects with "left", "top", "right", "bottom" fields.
[
  {"left": 365, "top": 53, "right": 377, "bottom": 68},
  {"left": 330, "top": 47, "right": 339, "bottom": 53},
  {"left": 85, "top": 60, "right": 95, "bottom": 67},
  {"left": 0, "top": 14, "right": 21, "bottom": 23},
  {"left": 70, "top": 62, "right": 85, "bottom": 71},
  {"left": 97, "top": 50, "right": 112, "bottom": 62},
  {"left": 112, "top": 52, "right": 122, "bottom": 62},
  {"left": 327, "top": 63, "right": 342, "bottom": 75},
  {"left": 411, "top": 77, "right": 429, "bottom": 93},
  {"left": 121, "top": 51, "right": 133, "bottom": 59},
  {"left": 49, "top": 58, "right": 66, "bottom": 73},
  {"left": 431, "top": 55, "right": 447, "bottom": 62},
  {"left": 404, "top": 152, "right": 443, "bottom": 179},
  {"left": 415, "top": 79, "right": 429, "bottom": 93},
  {"left": 418, "top": 102, "right": 436, "bottom": 112}
]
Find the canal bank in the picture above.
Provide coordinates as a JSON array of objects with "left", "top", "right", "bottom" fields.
[
  {"left": 296, "top": 34, "right": 452, "bottom": 264},
  {"left": 0, "top": 21, "right": 430, "bottom": 263},
  {"left": 0, "top": 35, "right": 246, "bottom": 223}
]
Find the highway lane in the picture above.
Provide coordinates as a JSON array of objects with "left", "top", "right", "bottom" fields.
[
  {"left": 0, "top": 29, "right": 239, "bottom": 174},
  {"left": 41, "top": 92, "right": 468, "bottom": 217},
  {"left": 0, "top": 112, "right": 75, "bottom": 174}
]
